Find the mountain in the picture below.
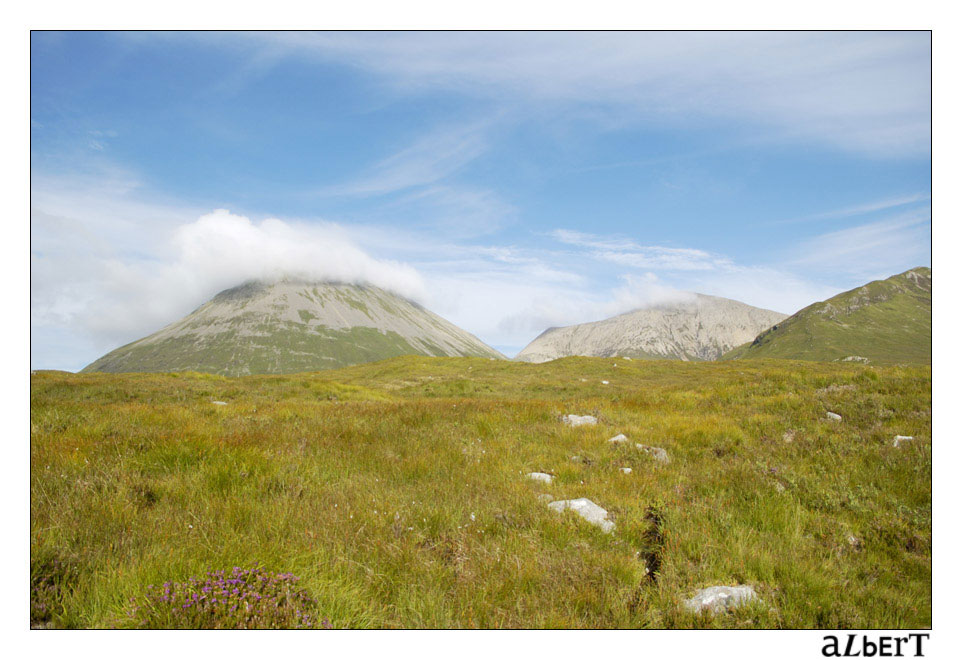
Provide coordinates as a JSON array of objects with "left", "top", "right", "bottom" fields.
[
  {"left": 81, "top": 280, "right": 504, "bottom": 375},
  {"left": 514, "top": 294, "right": 788, "bottom": 363},
  {"left": 723, "top": 267, "right": 931, "bottom": 365}
]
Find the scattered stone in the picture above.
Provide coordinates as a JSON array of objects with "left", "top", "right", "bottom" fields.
[
  {"left": 825, "top": 411, "right": 842, "bottom": 421},
  {"left": 782, "top": 429, "right": 796, "bottom": 443},
  {"left": 608, "top": 433, "right": 628, "bottom": 444},
  {"left": 601, "top": 380, "right": 610, "bottom": 385},
  {"left": 562, "top": 414, "right": 597, "bottom": 427},
  {"left": 547, "top": 498, "right": 615, "bottom": 533},
  {"left": 526, "top": 472, "right": 554, "bottom": 484},
  {"left": 537, "top": 493, "right": 554, "bottom": 503},
  {"left": 623, "top": 357, "right": 632, "bottom": 361},
  {"left": 636, "top": 444, "right": 670, "bottom": 464},
  {"left": 842, "top": 355, "right": 870, "bottom": 363},
  {"left": 816, "top": 384, "right": 858, "bottom": 395},
  {"left": 212, "top": 401, "right": 228, "bottom": 406},
  {"left": 683, "top": 585, "right": 758, "bottom": 614},
  {"left": 893, "top": 435, "right": 914, "bottom": 448},
  {"left": 620, "top": 467, "right": 632, "bottom": 474}
]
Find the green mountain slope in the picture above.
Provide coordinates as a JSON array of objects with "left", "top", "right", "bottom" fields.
[
  {"left": 81, "top": 280, "right": 504, "bottom": 375},
  {"left": 724, "top": 267, "right": 930, "bottom": 364}
]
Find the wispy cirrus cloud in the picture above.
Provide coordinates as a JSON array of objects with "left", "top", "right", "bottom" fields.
[
  {"left": 787, "top": 211, "right": 931, "bottom": 280},
  {"left": 320, "top": 120, "right": 493, "bottom": 197},
  {"left": 228, "top": 30, "right": 930, "bottom": 157},
  {"left": 772, "top": 193, "right": 931, "bottom": 225},
  {"left": 550, "top": 229, "right": 731, "bottom": 271}
]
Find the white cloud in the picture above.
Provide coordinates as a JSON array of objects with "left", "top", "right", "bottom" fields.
[
  {"left": 31, "top": 194, "right": 426, "bottom": 368},
  {"left": 550, "top": 229, "right": 731, "bottom": 271},
  {"left": 774, "top": 193, "right": 930, "bottom": 224},
  {"left": 240, "top": 31, "right": 930, "bottom": 157},
  {"left": 321, "top": 121, "right": 492, "bottom": 196},
  {"left": 787, "top": 212, "right": 931, "bottom": 280}
]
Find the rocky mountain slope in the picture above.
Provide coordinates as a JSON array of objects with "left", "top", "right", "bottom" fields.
[
  {"left": 723, "top": 267, "right": 931, "bottom": 364},
  {"left": 515, "top": 294, "right": 787, "bottom": 362},
  {"left": 82, "top": 280, "right": 504, "bottom": 375}
]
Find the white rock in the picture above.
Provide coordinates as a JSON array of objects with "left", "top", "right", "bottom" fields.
[
  {"left": 526, "top": 472, "right": 554, "bottom": 484},
  {"left": 636, "top": 443, "right": 670, "bottom": 464},
  {"left": 547, "top": 498, "right": 615, "bottom": 533},
  {"left": 562, "top": 414, "right": 597, "bottom": 427},
  {"left": 683, "top": 585, "right": 758, "bottom": 614},
  {"left": 601, "top": 380, "right": 610, "bottom": 385},
  {"left": 620, "top": 467, "right": 632, "bottom": 474},
  {"left": 842, "top": 355, "right": 870, "bottom": 363},
  {"left": 893, "top": 435, "right": 914, "bottom": 448},
  {"left": 212, "top": 401, "right": 228, "bottom": 406},
  {"left": 826, "top": 411, "right": 842, "bottom": 421},
  {"left": 623, "top": 357, "right": 632, "bottom": 361},
  {"left": 608, "top": 433, "right": 628, "bottom": 444}
]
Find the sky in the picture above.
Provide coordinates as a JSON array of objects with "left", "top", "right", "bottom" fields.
[{"left": 30, "top": 30, "right": 932, "bottom": 369}]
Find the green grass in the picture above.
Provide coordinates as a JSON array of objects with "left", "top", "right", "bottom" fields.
[
  {"left": 31, "top": 356, "right": 931, "bottom": 628},
  {"left": 724, "top": 267, "right": 931, "bottom": 365}
]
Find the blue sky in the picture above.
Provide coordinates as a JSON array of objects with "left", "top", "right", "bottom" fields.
[{"left": 30, "top": 31, "right": 931, "bottom": 369}]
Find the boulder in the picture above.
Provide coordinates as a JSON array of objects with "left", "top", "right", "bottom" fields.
[
  {"left": 601, "top": 380, "right": 610, "bottom": 385},
  {"left": 608, "top": 433, "right": 628, "bottom": 444},
  {"left": 683, "top": 585, "right": 757, "bottom": 614},
  {"left": 620, "top": 467, "right": 632, "bottom": 474},
  {"left": 825, "top": 411, "right": 842, "bottom": 421},
  {"left": 547, "top": 498, "right": 615, "bottom": 533},
  {"left": 562, "top": 414, "right": 597, "bottom": 427},
  {"left": 526, "top": 472, "right": 554, "bottom": 484},
  {"left": 636, "top": 444, "right": 670, "bottom": 464},
  {"left": 893, "top": 435, "right": 914, "bottom": 448}
]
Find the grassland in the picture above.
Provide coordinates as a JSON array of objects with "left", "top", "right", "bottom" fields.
[{"left": 31, "top": 356, "right": 931, "bottom": 628}]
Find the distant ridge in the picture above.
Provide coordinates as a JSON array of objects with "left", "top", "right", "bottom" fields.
[
  {"left": 82, "top": 279, "right": 504, "bottom": 375},
  {"left": 515, "top": 293, "right": 787, "bottom": 362},
  {"left": 723, "top": 267, "right": 931, "bottom": 365}
]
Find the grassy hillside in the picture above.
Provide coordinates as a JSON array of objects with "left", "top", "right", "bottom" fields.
[
  {"left": 724, "top": 268, "right": 931, "bottom": 365},
  {"left": 31, "top": 356, "right": 930, "bottom": 628},
  {"left": 81, "top": 281, "right": 504, "bottom": 376}
]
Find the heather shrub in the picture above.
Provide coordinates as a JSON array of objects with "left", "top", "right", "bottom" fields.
[
  {"left": 31, "top": 553, "right": 77, "bottom": 628},
  {"left": 126, "top": 566, "right": 329, "bottom": 629}
]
